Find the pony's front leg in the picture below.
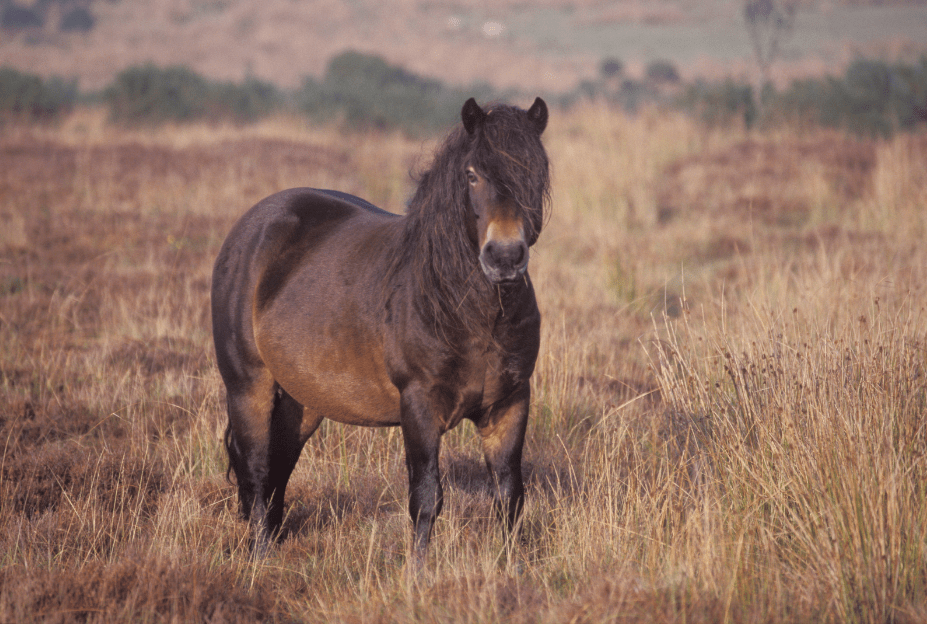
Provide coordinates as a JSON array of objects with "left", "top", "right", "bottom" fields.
[
  {"left": 477, "top": 385, "right": 530, "bottom": 541},
  {"left": 399, "top": 386, "right": 444, "bottom": 556}
]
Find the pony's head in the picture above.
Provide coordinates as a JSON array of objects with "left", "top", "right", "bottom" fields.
[{"left": 460, "top": 97, "right": 550, "bottom": 284}]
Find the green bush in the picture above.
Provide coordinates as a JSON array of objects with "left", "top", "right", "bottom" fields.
[
  {"left": 674, "top": 56, "right": 927, "bottom": 136},
  {"left": 679, "top": 79, "right": 757, "bottom": 128},
  {"left": 645, "top": 59, "right": 680, "bottom": 84},
  {"left": 213, "top": 77, "right": 281, "bottom": 122},
  {"left": 298, "top": 51, "right": 496, "bottom": 135},
  {"left": 771, "top": 57, "right": 927, "bottom": 137},
  {"left": 105, "top": 64, "right": 210, "bottom": 123},
  {"left": 105, "top": 55, "right": 474, "bottom": 131},
  {"left": 0, "top": 66, "right": 77, "bottom": 120},
  {"left": 104, "top": 64, "right": 281, "bottom": 124},
  {"left": 609, "top": 79, "right": 653, "bottom": 113}
]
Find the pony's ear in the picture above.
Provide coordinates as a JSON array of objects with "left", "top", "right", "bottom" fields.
[
  {"left": 461, "top": 98, "right": 486, "bottom": 135},
  {"left": 527, "top": 97, "right": 548, "bottom": 135}
]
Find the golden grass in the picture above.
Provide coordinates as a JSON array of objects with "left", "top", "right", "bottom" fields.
[{"left": 1, "top": 103, "right": 926, "bottom": 622}]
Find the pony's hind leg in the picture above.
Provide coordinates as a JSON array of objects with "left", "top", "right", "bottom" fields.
[
  {"left": 226, "top": 374, "right": 323, "bottom": 555},
  {"left": 266, "top": 388, "right": 323, "bottom": 538},
  {"left": 224, "top": 370, "right": 277, "bottom": 554}
]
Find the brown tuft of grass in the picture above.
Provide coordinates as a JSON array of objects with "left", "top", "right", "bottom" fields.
[
  {"left": 1, "top": 104, "right": 926, "bottom": 621},
  {"left": 655, "top": 133, "right": 878, "bottom": 227},
  {"left": 0, "top": 555, "right": 277, "bottom": 623}
]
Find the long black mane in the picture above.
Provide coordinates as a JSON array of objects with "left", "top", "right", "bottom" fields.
[{"left": 387, "top": 102, "right": 551, "bottom": 338}]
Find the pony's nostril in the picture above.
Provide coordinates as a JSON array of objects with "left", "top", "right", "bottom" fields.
[
  {"left": 483, "top": 240, "right": 497, "bottom": 261},
  {"left": 512, "top": 243, "right": 527, "bottom": 267},
  {"left": 505, "top": 242, "right": 528, "bottom": 268}
]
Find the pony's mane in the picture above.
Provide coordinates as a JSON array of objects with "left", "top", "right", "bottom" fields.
[{"left": 385, "top": 102, "right": 551, "bottom": 340}]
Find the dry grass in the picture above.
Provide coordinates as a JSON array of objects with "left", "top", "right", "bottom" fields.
[{"left": 1, "top": 102, "right": 926, "bottom": 622}]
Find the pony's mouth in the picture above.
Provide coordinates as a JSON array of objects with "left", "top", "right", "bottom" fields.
[{"left": 480, "top": 256, "right": 529, "bottom": 284}]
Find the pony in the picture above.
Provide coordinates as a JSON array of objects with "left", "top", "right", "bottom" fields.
[{"left": 211, "top": 97, "right": 550, "bottom": 556}]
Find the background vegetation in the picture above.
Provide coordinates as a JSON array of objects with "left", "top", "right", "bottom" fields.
[
  {"left": 104, "top": 64, "right": 281, "bottom": 124},
  {"left": 4, "top": 50, "right": 926, "bottom": 137},
  {"left": 0, "top": 66, "right": 77, "bottom": 121}
]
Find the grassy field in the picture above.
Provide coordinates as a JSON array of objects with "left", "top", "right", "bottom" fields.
[{"left": 1, "top": 103, "right": 926, "bottom": 622}]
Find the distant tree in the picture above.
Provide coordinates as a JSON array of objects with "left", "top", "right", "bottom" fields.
[
  {"left": 599, "top": 58, "right": 624, "bottom": 79},
  {"left": 743, "top": 0, "right": 797, "bottom": 92}
]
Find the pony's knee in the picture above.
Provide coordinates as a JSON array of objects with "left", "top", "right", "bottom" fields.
[{"left": 409, "top": 476, "right": 443, "bottom": 520}]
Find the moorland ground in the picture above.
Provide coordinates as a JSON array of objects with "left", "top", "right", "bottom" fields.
[{"left": 0, "top": 104, "right": 926, "bottom": 622}]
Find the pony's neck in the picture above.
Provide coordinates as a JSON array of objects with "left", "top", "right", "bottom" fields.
[{"left": 396, "top": 194, "right": 498, "bottom": 335}]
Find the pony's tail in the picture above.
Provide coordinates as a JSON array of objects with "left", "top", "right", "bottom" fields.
[{"left": 223, "top": 413, "right": 241, "bottom": 486}]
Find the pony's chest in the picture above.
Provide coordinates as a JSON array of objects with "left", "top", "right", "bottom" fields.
[
  {"left": 479, "top": 346, "right": 533, "bottom": 406},
  {"left": 449, "top": 342, "right": 534, "bottom": 420}
]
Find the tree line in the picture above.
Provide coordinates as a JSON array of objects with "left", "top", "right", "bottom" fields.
[{"left": 2, "top": 50, "right": 926, "bottom": 138}]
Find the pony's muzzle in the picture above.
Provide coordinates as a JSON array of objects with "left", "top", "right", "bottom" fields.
[{"left": 480, "top": 237, "right": 530, "bottom": 283}]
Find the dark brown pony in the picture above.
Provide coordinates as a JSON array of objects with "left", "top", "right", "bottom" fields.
[{"left": 211, "top": 97, "right": 550, "bottom": 556}]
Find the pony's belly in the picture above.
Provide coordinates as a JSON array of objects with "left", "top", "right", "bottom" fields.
[
  {"left": 271, "top": 357, "right": 402, "bottom": 426},
  {"left": 255, "top": 313, "right": 402, "bottom": 426},
  {"left": 291, "top": 374, "right": 401, "bottom": 426}
]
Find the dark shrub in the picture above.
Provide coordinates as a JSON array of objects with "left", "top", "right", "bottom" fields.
[
  {"left": 105, "top": 64, "right": 283, "bottom": 124},
  {"left": 680, "top": 79, "right": 756, "bottom": 127},
  {"left": 298, "top": 50, "right": 496, "bottom": 135},
  {"left": 646, "top": 59, "right": 680, "bottom": 84},
  {"left": 1, "top": 5, "right": 44, "bottom": 29},
  {"left": 105, "top": 64, "right": 211, "bottom": 123},
  {"left": 600, "top": 58, "right": 624, "bottom": 79},
  {"left": 60, "top": 7, "right": 95, "bottom": 33},
  {"left": 0, "top": 66, "right": 76, "bottom": 120},
  {"left": 327, "top": 50, "right": 446, "bottom": 129},
  {"left": 213, "top": 77, "right": 280, "bottom": 122},
  {"left": 770, "top": 56, "right": 927, "bottom": 137},
  {"left": 577, "top": 79, "right": 600, "bottom": 100},
  {"left": 612, "top": 79, "right": 652, "bottom": 113}
]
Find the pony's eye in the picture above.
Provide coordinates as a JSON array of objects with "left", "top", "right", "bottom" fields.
[{"left": 466, "top": 170, "right": 478, "bottom": 186}]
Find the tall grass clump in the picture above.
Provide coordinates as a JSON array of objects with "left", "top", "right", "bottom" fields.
[{"left": 645, "top": 274, "right": 927, "bottom": 621}]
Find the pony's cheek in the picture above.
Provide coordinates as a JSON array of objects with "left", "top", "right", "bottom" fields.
[{"left": 465, "top": 212, "right": 483, "bottom": 249}]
